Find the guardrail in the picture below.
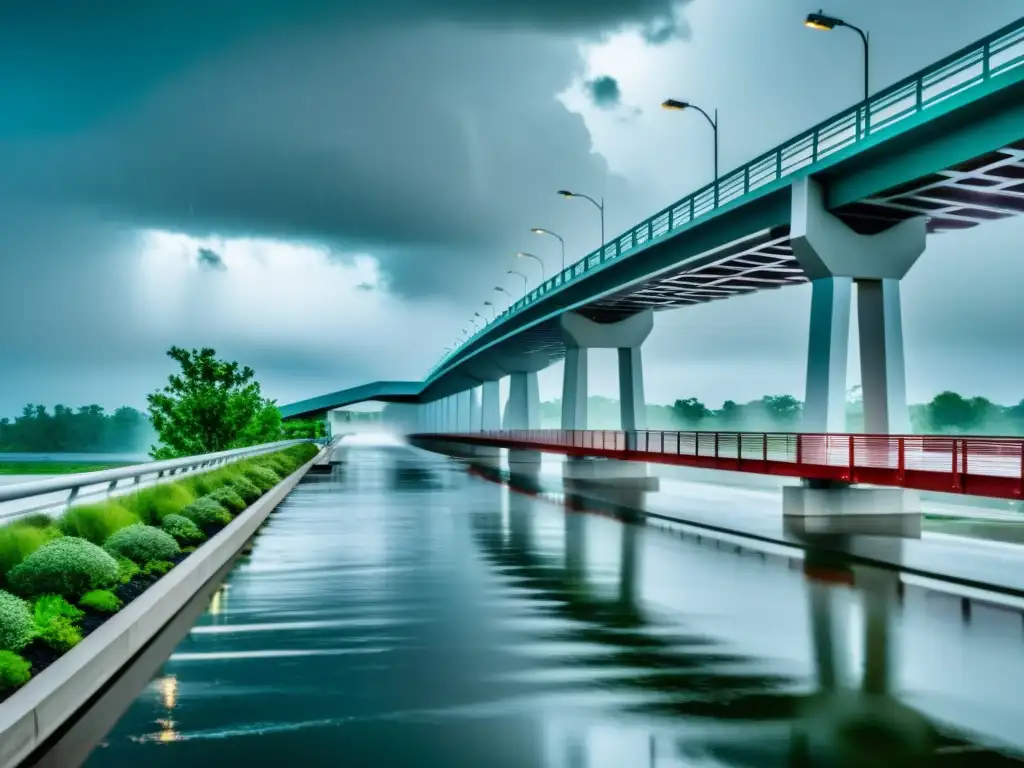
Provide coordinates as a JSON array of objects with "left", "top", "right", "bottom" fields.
[
  {"left": 426, "top": 15, "right": 1024, "bottom": 381},
  {"left": 0, "top": 439, "right": 310, "bottom": 519},
  {"left": 418, "top": 429, "right": 1024, "bottom": 500}
]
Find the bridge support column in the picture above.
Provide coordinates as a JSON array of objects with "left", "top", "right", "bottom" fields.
[
  {"left": 468, "top": 387, "right": 481, "bottom": 432},
  {"left": 791, "top": 177, "right": 925, "bottom": 436},
  {"left": 561, "top": 347, "right": 588, "bottom": 430},
  {"left": 457, "top": 389, "right": 472, "bottom": 432},
  {"left": 559, "top": 310, "right": 653, "bottom": 433},
  {"left": 447, "top": 395, "right": 458, "bottom": 433},
  {"left": 498, "top": 352, "right": 547, "bottom": 430},
  {"left": 481, "top": 380, "right": 501, "bottom": 431},
  {"left": 618, "top": 346, "right": 647, "bottom": 435},
  {"left": 505, "top": 372, "right": 540, "bottom": 430}
]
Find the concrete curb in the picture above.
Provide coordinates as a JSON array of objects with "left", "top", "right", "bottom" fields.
[{"left": 0, "top": 444, "right": 326, "bottom": 768}]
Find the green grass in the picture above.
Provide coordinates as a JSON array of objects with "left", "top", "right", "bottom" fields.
[{"left": 0, "top": 462, "right": 129, "bottom": 476}]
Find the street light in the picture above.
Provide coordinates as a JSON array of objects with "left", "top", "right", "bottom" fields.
[
  {"left": 661, "top": 98, "right": 719, "bottom": 205},
  {"left": 494, "top": 286, "right": 513, "bottom": 307},
  {"left": 507, "top": 269, "right": 529, "bottom": 295},
  {"left": 474, "top": 311, "right": 486, "bottom": 326},
  {"left": 516, "top": 252, "right": 546, "bottom": 282},
  {"left": 557, "top": 190, "right": 605, "bottom": 252},
  {"left": 530, "top": 227, "right": 566, "bottom": 271},
  {"left": 804, "top": 9, "right": 870, "bottom": 102},
  {"left": 483, "top": 300, "right": 496, "bottom": 319}
]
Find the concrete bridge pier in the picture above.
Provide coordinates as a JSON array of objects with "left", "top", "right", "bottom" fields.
[
  {"left": 788, "top": 176, "right": 927, "bottom": 519},
  {"left": 499, "top": 352, "right": 547, "bottom": 430},
  {"left": 481, "top": 380, "right": 501, "bottom": 430},
  {"left": 469, "top": 387, "right": 481, "bottom": 432},
  {"left": 559, "top": 309, "right": 653, "bottom": 435},
  {"left": 559, "top": 310, "right": 657, "bottom": 492},
  {"left": 792, "top": 176, "right": 925, "bottom": 436}
]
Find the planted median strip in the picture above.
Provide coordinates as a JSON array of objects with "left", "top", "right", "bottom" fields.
[{"left": 0, "top": 442, "right": 318, "bottom": 699}]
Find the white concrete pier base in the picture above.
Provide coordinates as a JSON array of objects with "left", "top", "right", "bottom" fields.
[{"left": 783, "top": 486, "right": 921, "bottom": 537}]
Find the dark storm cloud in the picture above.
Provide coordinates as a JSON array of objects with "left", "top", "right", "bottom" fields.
[
  {"left": 196, "top": 248, "right": 226, "bottom": 271},
  {"left": 0, "top": 21, "right": 655, "bottom": 301},
  {"left": 0, "top": 1, "right": 692, "bottom": 137},
  {"left": 587, "top": 76, "right": 623, "bottom": 108}
]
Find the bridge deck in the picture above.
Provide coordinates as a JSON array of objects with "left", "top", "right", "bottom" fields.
[{"left": 416, "top": 430, "right": 1024, "bottom": 500}]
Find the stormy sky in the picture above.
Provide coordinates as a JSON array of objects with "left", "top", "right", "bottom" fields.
[{"left": 0, "top": 0, "right": 1022, "bottom": 418}]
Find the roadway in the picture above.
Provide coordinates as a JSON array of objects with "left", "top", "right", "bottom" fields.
[{"left": 32, "top": 436, "right": 1024, "bottom": 766}]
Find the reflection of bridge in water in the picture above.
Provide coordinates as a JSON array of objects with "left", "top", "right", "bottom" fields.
[{"left": 470, "top": 466, "right": 1022, "bottom": 766}]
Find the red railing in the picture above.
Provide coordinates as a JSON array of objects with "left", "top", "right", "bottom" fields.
[{"left": 414, "top": 429, "right": 1024, "bottom": 500}]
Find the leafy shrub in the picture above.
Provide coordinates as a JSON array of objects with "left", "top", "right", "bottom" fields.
[
  {"left": 8, "top": 537, "right": 119, "bottom": 599},
  {"left": 17, "top": 514, "right": 57, "bottom": 529},
  {"left": 32, "top": 595, "right": 85, "bottom": 654},
  {"left": 0, "top": 651, "right": 31, "bottom": 690},
  {"left": 115, "top": 556, "right": 139, "bottom": 584},
  {"left": 260, "top": 456, "right": 294, "bottom": 475},
  {"left": 80, "top": 589, "right": 122, "bottom": 614},
  {"left": 226, "top": 475, "right": 262, "bottom": 503},
  {"left": 104, "top": 524, "right": 180, "bottom": 564},
  {"left": 180, "top": 497, "right": 231, "bottom": 529},
  {"left": 161, "top": 514, "right": 205, "bottom": 544},
  {"left": 37, "top": 616, "right": 82, "bottom": 652},
  {"left": 184, "top": 470, "right": 226, "bottom": 498},
  {"left": 119, "top": 483, "right": 196, "bottom": 525},
  {"left": 142, "top": 560, "right": 174, "bottom": 577},
  {"left": 207, "top": 486, "right": 246, "bottom": 513},
  {"left": 0, "top": 522, "right": 62, "bottom": 584},
  {"left": 181, "top": 546, "right": 197, "bottom": 554},
  {"left": 33, "top": 594, "right": 84, "bottom": 626},
  {"left": 243, "top": 466, "right": 281, "bottom": 491},
  {"left": 59, "top": 502, "right": 138, "bottom": 545},
  {"left": 0, "top": 591, "right": 35, "bottom": 652}
]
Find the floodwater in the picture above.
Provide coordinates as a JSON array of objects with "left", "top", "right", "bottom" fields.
[{"left": 34, "top": 438, "right": 1024, "bottom": 766}]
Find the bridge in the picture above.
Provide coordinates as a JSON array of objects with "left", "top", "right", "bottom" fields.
[{"left": 280, "top": 16, "right": 1024, "bottom": 502}]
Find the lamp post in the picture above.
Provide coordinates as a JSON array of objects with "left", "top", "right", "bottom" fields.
[
  {"left": 474, "top": 311, "right": 486, "bottom": 327},
  {"left": 661, "top": 98, "right": 719, "bottom": 205},
  {"left": 483, "top": 300, "right": 496, "bottom": 320},
  {"left": 530, "top": 227, "right": 566, "bottom": 271},
  {"left": 516, "top": 252, "right": 546, "bottom": 282},
  {"left": 804, "top": 10, "right": 870, "bottom": 102},
  {"left": 494, "top": 286, "right": 513, "bottom": 308},
  {"left": 508, "top": 269, "right": 529, "bottom": 295},
  {"left": 557, "top": 190, "right": 605, "bottom": 253}
]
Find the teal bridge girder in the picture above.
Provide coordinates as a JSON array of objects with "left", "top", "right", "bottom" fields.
[{"left": 282, "top": 17, "right": 1024, "bottom": 414}]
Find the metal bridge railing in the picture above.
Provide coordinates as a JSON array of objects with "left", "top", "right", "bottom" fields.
[
  {"left": 424, "top": 429, "right": 1024, "bottom": 500},
  {"left": 426, "top": 16, "right": 1024, "bottom": 382},
  {"left": 0, "top": 439, "right": 310, "bottom": 521}
]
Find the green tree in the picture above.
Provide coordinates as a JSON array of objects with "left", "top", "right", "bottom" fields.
[
  {"left": 146, "top": 347, "right": 281, "bottom": 459},
  {"left": 926, "top": 391, "right": 977, "bottom": 432},
  {"left": 672, "top": 397, "right": 710, "bottom": 426}
]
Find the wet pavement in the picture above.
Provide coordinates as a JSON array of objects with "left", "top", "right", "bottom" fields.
[{"left": 35, "top": 437, "right": 1024, "bottom": 766}]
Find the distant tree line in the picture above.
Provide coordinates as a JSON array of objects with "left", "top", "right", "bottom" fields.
[
  {"left": 539, "top": 389, "right": 1024, "bottom": 435},
  {"left": 0, "top": 405, "right": 156, "bottom": 453}
]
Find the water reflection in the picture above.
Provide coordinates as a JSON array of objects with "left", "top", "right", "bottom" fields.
[
  {"left": 155, "top": 676, "right": 180, "bottom": 743},
  {"left": 34, "top": 441, "right": 1024, "bottom": 767}
]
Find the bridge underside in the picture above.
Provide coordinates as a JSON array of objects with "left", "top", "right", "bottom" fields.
[{"left": 488, "top": 137, "right": 1024, "bottom": 370}]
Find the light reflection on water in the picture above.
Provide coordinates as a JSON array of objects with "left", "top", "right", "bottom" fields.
[{"left": 48, "top": 440, "right": 1024, "bottom": 767}]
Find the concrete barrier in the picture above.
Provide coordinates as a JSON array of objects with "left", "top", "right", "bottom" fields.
[{"left": 0, "top": 445, "right": 326, "bottom": 768}]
